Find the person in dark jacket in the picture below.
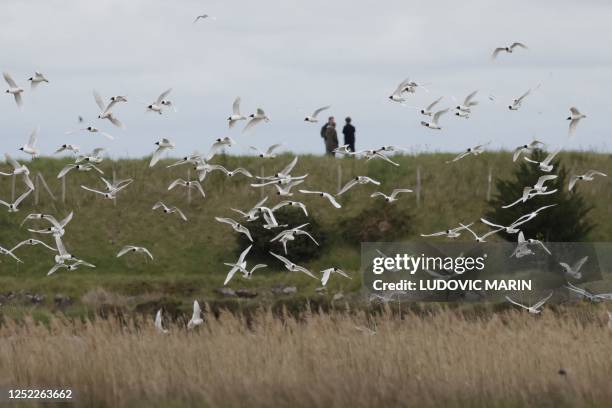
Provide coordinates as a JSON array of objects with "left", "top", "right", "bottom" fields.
[
  {"left": 321, "top": 116, "right": 336, "bottom": 154},
  {"left": 324, "top": 122, "right": 338, "bottom": 156},
  {"left": 342, "top": 117, "right": 356, "bottom": 152}
]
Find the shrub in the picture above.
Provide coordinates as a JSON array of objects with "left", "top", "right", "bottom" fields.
[
  {"left": 486, "top": 149, "right": 594, "bottom": 242},
  {"left": 338, "top": 202, "right": 414, "bottom": 243}
]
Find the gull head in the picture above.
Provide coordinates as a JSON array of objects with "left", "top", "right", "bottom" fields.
[
  {"left": 249, "top": 113, "right": 255, "bottom": 118},
  {"left": 420, "top": 109, "right": 425, "bottom": 114},
  {"left": 19, "top": 147, "right": 24, "bottom": 151},
  {"left": 566, "top": 116, "right": 571, "bottom": 120}
]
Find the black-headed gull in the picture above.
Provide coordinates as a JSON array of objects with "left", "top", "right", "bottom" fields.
[
  {"left": 243, "top": 108, "right": 270, "bottom": 133},
  {"left": 250, "top": 144, "right": 283, "bottom": 158},
  {"left": 569, "top": 170, "right": 607, "bottom": 191},
  {"left": 446, "top": 142, "right": 489, "bottom": 163},
  {"left": 0, "top": 188, "right": 33, "bottom": 213},
  {"left": 155, "top": 309, "right": 169, "bottom": 334},
  {"left": 269, "top": 251, "right": 318, "bottom": 279},
  {"left": 11, "top": 238, "right": 56, "bottom": 253},
  {"left": 150, "top": 138, "right": 175, "bottom": 167},
  {"left": 57, "top": 163, "right": 103, "bottom": 179},
  {"left": 338, "top": 176, "right": 380, "bottom": 195},
  {"left": 227, "top": 97, "right": 246, "bottom": 128},
  {"left": 117, "top": 245, "right": 153, "bottom": 260},
  {"left": 455, "top": 91, "right": 479, "bottom": 113},
  {"left": 421, "top": 108, "right": 449, "bottom": 130},
  {"left": 508, "top": 86, "right": 539, "bottom": 110},
  {"left": 152, "top": 202, "right": 188, "bottom": 221},
  {"left": 512, "top": 140, "right": 545, "bottom": 162},
  {"left": 0, "top": 245, "right": 23, "bottom": 263},
  {"left": 567, "top": 107, "right": 586, "bottom": 136},
  {"left": 271, "top": 200, "right": 308, "bottom": 216},
  {"left": 492, "top": 42, "right": 528, "bottom": 60},
  {"left": 299, "top": 189, "right": 341, "bottom": 208},
  {"left": 560, "top": 256, "right": 588, "bottom": 279},
  {"left": 215, "top": 217, "right": 253, "bottom": 241},
  {"left": 3, "top": 72, "right": 24, "bottom": 108},
  {"left": 421, "top": 97, "right": 443, "bottom": 116},
  {"left": 147, "top": 88, "right": 172, "bottom": 114},
  {"left": 505, "top": 292, "right": 552, "bottom": 314},
  {"left": 19, "top": 128, "right": 40, "bottom": 158},
  {"left": 304, "top": 106, "right": 330, "bottom": 123},
  {"left": 370, "top": 188, "right": 412, "bottom": 202},
  {"left": 187, "top": 300, "right": 203, "bottom": 329},
  {"left": 4, "top": 154, "right": 35, "bottom": 190},
  {"left": 223, "top": 245, "right": 252, "bottom": 285},
  {"left": 421, "top": 223, "right": 473, "bottom": 238},
  {"left": 54, "top": 144, "right": 80, "bottom": 155},
  {"left": 460, "top": 223, "right": 503, "bottom": 242},
  {"left": 168, "top": 179, "right": 206, "bottom": 198},
  {"left": 321, "top": 267, "right": 351, "bottom": 286},
  {"left": 524, "top": 147, "right": 561, "bottom": 172},
  {"left": 28, "top": 71, "right": 49, "bottom": 89},
  {"left": 47, "top": 259, "right": 95, "bottom": 276},
  {"left": 93, "top": 90, "right": 124, "bottom": 128}
]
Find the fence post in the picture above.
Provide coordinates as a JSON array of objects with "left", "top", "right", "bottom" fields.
[
  {"left": 337, "top": 164, "right": 342, "bottom": 194},
  {"left": 11, "top": 174, "right": 16, "bottom": 202},
  {"left": 260, "top": 165, "right": 265, "bottom": 200},
  {"left": 62, "top": 176, "right": 66, "bottom": 203},
  {"left": 416, "top": 166, "right": 421, "bottom": 208},
  {"left": 34, "top": 174, "right": 40, "bottom": 205},
  {"left": 187, "top": 168, "right": 192, "bottom": 204},
  {"left": 486, "top": 167, "right": 493, "bottom": 202},
  {"left": 112, "top": 167, "right": 117, "bottom": 207}
]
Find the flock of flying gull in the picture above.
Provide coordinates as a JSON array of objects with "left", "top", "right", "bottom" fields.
[{"left": 1, "top": 36, "right": 610, "bottom": 330}]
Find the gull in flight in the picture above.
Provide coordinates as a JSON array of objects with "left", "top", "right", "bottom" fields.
[
  {"left": 117, "top": 245, "right": 153, "bottom": 260},
  {"left": 11, "top": 238, "right": 57, "bottom": 253},
  {"left": 213, "top": 165, "right": 253, "bottom": 178},
  {"left": 338, "top": 176, "right": 381, "bottom": 195},
  {"left": 507, "top": 204, "right": 558, "bottom": 230},
  {"left": 155, "top": 309, "right": 169, "bottom": 334},
  {"left": 304, "top": 105, "right": 331, "bottom": 123},
  {"left": 524, "top": 147, "right": 561, "bottom": 172},
  {"left": 222, "top": 245, "right": 253, "bottom": 285},
  {"left": 18, "top": 128, "right": 40, "bottom": 159},
  {"left": 194, "top": 14, "right": 215, "bottom": 23},
  {"left": 501, "top": 188, "right": 557, "bottom": 209},
  {"left": 152, "top": 202, "right": 188, "bottom": 222},
  {"left": 321, "top": 267, "right": 351, "bottom": 286},
  {"left": 512, "top": 231, "right": 551, "bottom": 256},
  {"left": 48, "top": 259, "right": 95, "bottom": 276},
  {"left": 3, "top": 72, "right": 24, "bottom": 108},
  {"left": 420, "top": 223, "right": 473, "bottom": 238},
  {"left": 565, "top": 282, "right": 612, "bottom": 303},
  {"left": 271, "top": 224, "right": 318, "bottom": 254},
  {"left": 421, "top": 108, "right": 449, "bottom": 130},
  {"left": 567, "top": 107, "right": 586, "bottom": 136},
  {"left": 505, "top": 292, "right": 552, "bottom": 314},
  {"left": 243, "top": 108, "right": 270, "bottom": 133},
  {"left": 168, "top": 179, "right": 206, "bottom": 198},
  {"left": 461, "top": 223, "right": 503, "bottom": 242},
  {"left": 81, "top": 177, "right": 133, "bottom": 200},
  {"left": 269, "top": 252, "right": 318, "bottom": 280},
  {"left": 509, "top": 85, "right": 539, "bottom": 110},
  {"left": 271, "top": 200, "right": 308, "bottom": 216},
  {"left": 274, "top": 180, "right": 304, "bottom": 196},
  {"left": 0, "top": 188, "right": 33, "bottom": 213},
  {"left": 231, "top": 196, "right": 269, "bottom": 222},
  {"left": 0, "top": 245, "right": 23, "bottom": 263},
  {"left": 446, "top": 142, "right": 489, "bottom": 163},
  {"left": 215, "top": 217, "right": 253, "bottom": 241},
  {"left": 299, "top": 190, "right": 342, "bottom": 208},
  {"left": 370, "top": 188, "right": 412, "bottom": 202},
  {"left": 67, "top": 126, "right": 114, "bottom": 140},
  {"left": 54, "top": 144, "right": 80, "bottom": 155},
  {"left": 76, "top": 148, "right": 106, "bottom": 164},
  {"left": 4, "top": 154, "right": 35, "bottom": 190},
  {"left": 455, "top": 91, "right": 479, "bottom": 113},
  {"left": 569, "top": 170, "right": 607, "bottom": 191},
  {"left": 150, "top": 138, "right": 175, "bottom": 167},
  {"left": 421, "top": 97, "right": 443, "bottom": 116},
  {"left": 147, "top": 88, "right": 172, "bottom": 114},
  {"left": 227, "top": 97, "right": 247, "bottom": 128},
  {"left": 388, "top": 78, "right": 418, "bottom": 102},
  {"left": 560, "top": 256, "right": 589, "bottom": 280},
  {"left": 93, "top": 90, "right": 124, "bottom": 128},
  {"left": 354, "top": 149, "right": 400, "bottom": 166},
  {"left": 250, "top": 143, "right": 283, "bottom": 158},
  {"left": 187, "top": 301, "right": 203, "bottom": 329},
  {"left": 57, "top": 163, "right": 103, "bottom": 179},
  {"left": 513, "top": 140, "right": 545, "bottom": 162},
  {"left": 26, "top": 212, "right": 74, "bottom": 238},
  {"left": 28, "top": 71, "right": 49, "bottom": 89},
  {"left": 492, "top": 42, "right": 528, "bottom": 60}
]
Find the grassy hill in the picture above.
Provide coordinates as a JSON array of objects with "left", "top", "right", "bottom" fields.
[{"left": 0, "top": 152, "right": 610, "bottom": 318}]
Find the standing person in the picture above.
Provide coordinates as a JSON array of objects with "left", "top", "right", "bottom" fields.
[
  {"left": 320, "top": 116, "right": 336, "bottom": 154},
  {"left": 342, "top": 117, "right": 356, "bottom": 152},
  {"left": 324, "top": 121, "right": 338, "bottom": 156}
]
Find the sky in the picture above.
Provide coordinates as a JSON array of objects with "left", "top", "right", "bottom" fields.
[{"left": 1, "top": 0, "right": 612, "bottom": 160}]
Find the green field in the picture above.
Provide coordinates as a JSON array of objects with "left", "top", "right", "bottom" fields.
[{"left": 0, "top": 152, "right": 610, "bottom": 318}]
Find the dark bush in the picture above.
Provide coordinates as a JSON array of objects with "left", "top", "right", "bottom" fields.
[
  {"left": 338, "top": 202, "right": 414, "bottom": 243},
  {"left": 486, "top": 149, "right": 594, "bottom": 242},
  {"left": 237, "top": 207, "right": 326, "bottom": 263}
]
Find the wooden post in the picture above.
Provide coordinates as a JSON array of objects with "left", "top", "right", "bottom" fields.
[
  {"left": 260, "top": 165, "right": 265, "bottom": 200},
  {"left": 416, "top": 166, "right": 421, "bottom": 208},
  {"left": 337, "top": 164, "right": 342, "bottom": 194},
  {"left": 11, "top": 174, "right": 16, "bottom": 202},
  {"left": 112, "top": 168, "right": 117, "bottom": 207},
  {"left": 486, "top": 167, "right": 493, "bottom": 202},
  {"left": 61, "top": 176, "right": 66, "bottom": 203},
  {"left": 187, "top": 168, "right": 192, "bottom": 204},
  {"left": 34, "top": 173, "right": 40, "bottom": 205}
]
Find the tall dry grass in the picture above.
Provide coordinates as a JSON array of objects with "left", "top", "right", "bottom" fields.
[{"left": 1, "top": 307, "right": 611, "bottom": 407}]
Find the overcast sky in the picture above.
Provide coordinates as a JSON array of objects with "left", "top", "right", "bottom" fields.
[{"left": 2, "top": 0, "right": 611, "bottom": 159}]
